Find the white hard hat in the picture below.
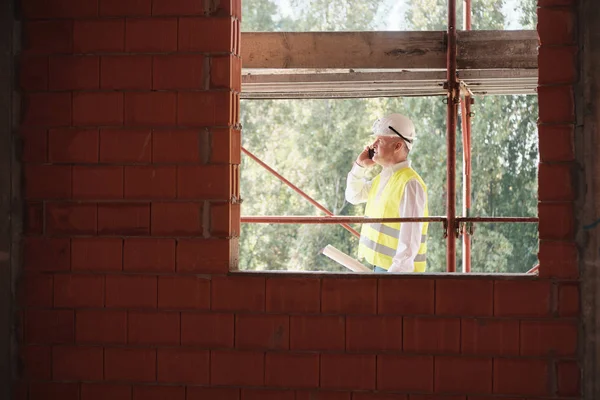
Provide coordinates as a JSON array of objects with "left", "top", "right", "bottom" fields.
[{"left": 371, "top": 113, "right": 416, "bottom": 150}]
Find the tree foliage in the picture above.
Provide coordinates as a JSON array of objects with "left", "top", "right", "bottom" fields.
[{"left": 239, "top": 0, "right": 538, "bottom": 273}]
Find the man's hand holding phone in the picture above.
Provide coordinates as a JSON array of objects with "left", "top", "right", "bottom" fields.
[{"left": 355, "top": 145, "right": 376, "bottom": 168}]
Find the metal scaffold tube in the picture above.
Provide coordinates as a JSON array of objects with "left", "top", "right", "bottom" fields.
[
  {"left": 461, "top": 0, "right": 473, "bottom": 273},
  {"left": 446, "top": 0, "right": 459, "bottom": 272}
]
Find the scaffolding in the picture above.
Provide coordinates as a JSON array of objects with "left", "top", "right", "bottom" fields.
[{"left": 239, "top": 0, "right": 540, "bottom": 274}]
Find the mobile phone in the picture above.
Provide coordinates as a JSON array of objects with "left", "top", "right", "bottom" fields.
[{"left": 368, "top": 148, "right": 375, "bottom": 159}]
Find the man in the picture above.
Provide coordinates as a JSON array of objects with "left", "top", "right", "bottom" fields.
[{"left": 345, "top": 113, "right": 429, "bottom": 273}]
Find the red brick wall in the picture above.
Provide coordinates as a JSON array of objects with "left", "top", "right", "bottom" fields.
[{"left": 14, "top": 0, "right": 580, "bottom": 399}]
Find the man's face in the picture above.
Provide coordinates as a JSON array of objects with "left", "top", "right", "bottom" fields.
[{"left": 371, "top": 136, "right": 403, "bottom": 166}]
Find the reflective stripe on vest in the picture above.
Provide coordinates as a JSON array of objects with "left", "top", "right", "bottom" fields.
[{"left": 357, "top": 167, "right": 429, "bottom": 271}]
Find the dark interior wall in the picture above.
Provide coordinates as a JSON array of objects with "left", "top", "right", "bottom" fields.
[{"left": 0, "top": 0, "right": 18, "bottom": 399}]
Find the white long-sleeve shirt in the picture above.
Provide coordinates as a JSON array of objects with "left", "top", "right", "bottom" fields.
[{"left": 345, "top": 160, "right": 426, "bottom": 272}]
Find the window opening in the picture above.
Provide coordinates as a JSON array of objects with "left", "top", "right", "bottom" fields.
[{"left": 238, "top": 0, "right": 539, "bottom": 274}]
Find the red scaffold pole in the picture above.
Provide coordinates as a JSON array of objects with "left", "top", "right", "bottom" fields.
[
  {"left": 241, "top": 146, "right": 360, "bottom": 238},
  {"left": 446, "top": 0, "right": 459, "bottom": 272}
]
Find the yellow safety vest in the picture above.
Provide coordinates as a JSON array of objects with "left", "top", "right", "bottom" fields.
[{"left": 357, "top": 167, "right": 429, "bottom": 272}]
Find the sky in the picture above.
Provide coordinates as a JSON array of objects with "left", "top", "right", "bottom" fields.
[{"left": 272, "top": 0, "right": 528, "bottom": 30}]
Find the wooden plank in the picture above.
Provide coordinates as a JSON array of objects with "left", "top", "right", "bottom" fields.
[
  {"left": 241, "top": 31, "right": 446, "bottom": 69},
  {"left": 241, "top": 30, "right": 538, "bottom": 70}
]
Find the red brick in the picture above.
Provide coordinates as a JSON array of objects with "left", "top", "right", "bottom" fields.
[
  {"left": 22, "top": 92, "right": 72, "bottom": 127},
  {"left": 105, "top": 275, "right": 157, "bottom": 308},
  {"left": 73, "top": 19, "right": 125, "bottom": 53},
  {"left": 538, "top": 240, "right": 578, "bottom": 278},
  {"left": 19, "top": 56, "right": 49, "bottom": 91},
  {"left": 24, "top": 201, "right": 44, "bottom": 234},
  {"left": 218, "top": 202, "right": 240, "bottom": 238},
  {"left": 99, "top": 128, "right": 152, "bottom": 163},
  {"left": 321, "top": 278, "right": 377, "bottom": 314},
  {"left": 100, "top": 55, "right": 152, "bottom": 90},
  {"left": 520, "top": 320, "right": 577, "bottom": 356},
  {"left": 71, "top": 237, "right": 123, "bottom": 271},
  {"left": 48, "top": 128, "right": 99, "bottom": 163},
  {"left": 20, "top": 128, "right": 48, "bottom": 163},
  {"left": 124, "top": 238, "right": 175, "bottom": 272},
  {"left": 152, "top": 129, "right": 202, "bottom": 163},
  {"left": 494, "top": 280, "right": 551, "bottom": 317},
  {"left": 30, "top": 382, "right": 78, "bottom": 400},
  {"left": 133, "top": 385, "right": 184, "bottom": 400},
  {"left": 151, "top": 202, "right": 203, "bottom": 236},
  {"left": 125, "top": 18, "right": 177, "bottom": 52},
  {"left": 265, "top": 352, "right": 319, "bottom": 388},
  {"left": 187, "top": 388, "right": 239, "bottom": 400},
  {"left": 354, "top": 395, "right": 407, "bottom": 400},
  {"left": 105, "top": 347, "right": 156, "bottom": 382},
  {"left": 151, "top": 0, "right": 203, "bottom": 15},
  {"left": 265, "top": 278, "right": 320, "bottom": 313},
  {"left": 403, "top": 317, "right": 460, "bottom": 353},
  {"left": 179, "top": 17, "right": 234, "bottom": 52},
  {"left": 125, "top": 166, "right": 177, "bottom": 199},
  {"left": 158, "top": 276, "right": 210, "bottom": 310},
  {"left": 321, "top": 354, "right": 375, "bottom": 390},
  {"left": 295, "top": 391, "right": 350, "bottom": 400},
  {"left": 346, "top": 316, "right": 402, "bottom": 351},
  {"left": 98, "top": 203, "right": 150, "bottom": 235},
  {"left": 211, "top": 350, "right": 264, "bottom": 386},
  {"left": 290, "top": 315, "right": 344, "bottom": 351},
  {"left": 20, "top": 273, "right": 53, "bottom": 307},
  {"left": 23, "top": 21, "right": 73, "bottom": 55},
  {"left": 177, "top": 238, "right": 230, "bottom": 273},
  {"left": 539, "top": 204, "right": 575, "bottom": 240},
  {"left": 537, "top": 7, "right": 575, "bottom": 45},
  {"left": 435, "top": 357, "right": 492, "bottom": 393},
  {"left": 211, "top": 128, "right": 241, "bottom": 164},
  {"left": 436, "top": 279, "right": 493, "bottom": 316},
  {"left": 153, "top": 54, "right": 205, "bottom": 90},
  {"left": 49, "top": 55, "right": 99, "bottom": 90},
  {"left": 378, "top": 278, "right": 434, "bottom": 315},
  {"left": 461, "top": 318, "right": 519, "bottom": 356},
  {"left": 25, "top": 309, "right": 74, "bottom": 344},
  {"left": 235, "top": 314, "right": 289, "bottom": 350},
  {"left": 212, "top": 276, "right": 265, "bottom": 312},
  {"left": 54, "top": 274, "right": 104, "bottom": 308},
  {"left": 46, "top": 202, "right": 97, "bottom": 235},
  {"left": 177, "top": 91, "right": 233, "bottom": 126},
  {"left": 73, "top": 166, "right": 124, "bottom": 199},
  {"left": 557, "top": 361, "right": 580, "bottom": 396},
  {"left": 73, "top": 92, "right": 124, "bottom": 126},
  {"left": 81, "top": 384, "right": 132, "bottom": 400},
  {"left": 241, "top": 389, "right": 294, "bottom": 400},
  {"left": 22, "top": 0, "right": 98, "bottom": 18},
  {"left": 52, "top": 345, "right": 104, "bottom": 381},
  {"left": 538, "top": 163, "right": 575, "bottom": 201},
  {"left": 377, "top": 355, "right": 433, "bottom": 391},
  {"left": 76, "top": 310, "right": 127, "bottom": 344},
  {"left": 538, "top": 0, "right": 575, "bottom": 5},
  {"left": 177, "top": 165, "right": 232, "bottom": 199},
  {"left": 493, "top": 358, "right": 549, "bottom": 396},
  {"left": 128, "top": 311, "right": 180, "bottom": 345},
  {"left": 23, "top": 237, "right": 70, "bottom": 271},
  {"left": 124, "top": 92, "right": 177, "bottom": 127},
  {"left": 558, "top": 283, "right": 579, "bottom": 317},
  {"left": 181, "top": 312, "right": 233, "bottom": 347},
  {"left": 157, "top": 348, "right": 209, "bottom": 384},
  {"left": 538, "top": 86, "right": 575, "bottom": 124},
  {"left": 21, "top": 345, "right": 51, "bottom": 379},
  {"left": 538, "top": 45, "right": 577, "bottom": 84},
  {"left": 210, "top": 55, "right": 234, "bottom": 88},
  {"left": 99, "top": 0, "right": 151, "bottom": 16},
  {"left": 539, "top": 124, "right": 575, "bottom": 162}
]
